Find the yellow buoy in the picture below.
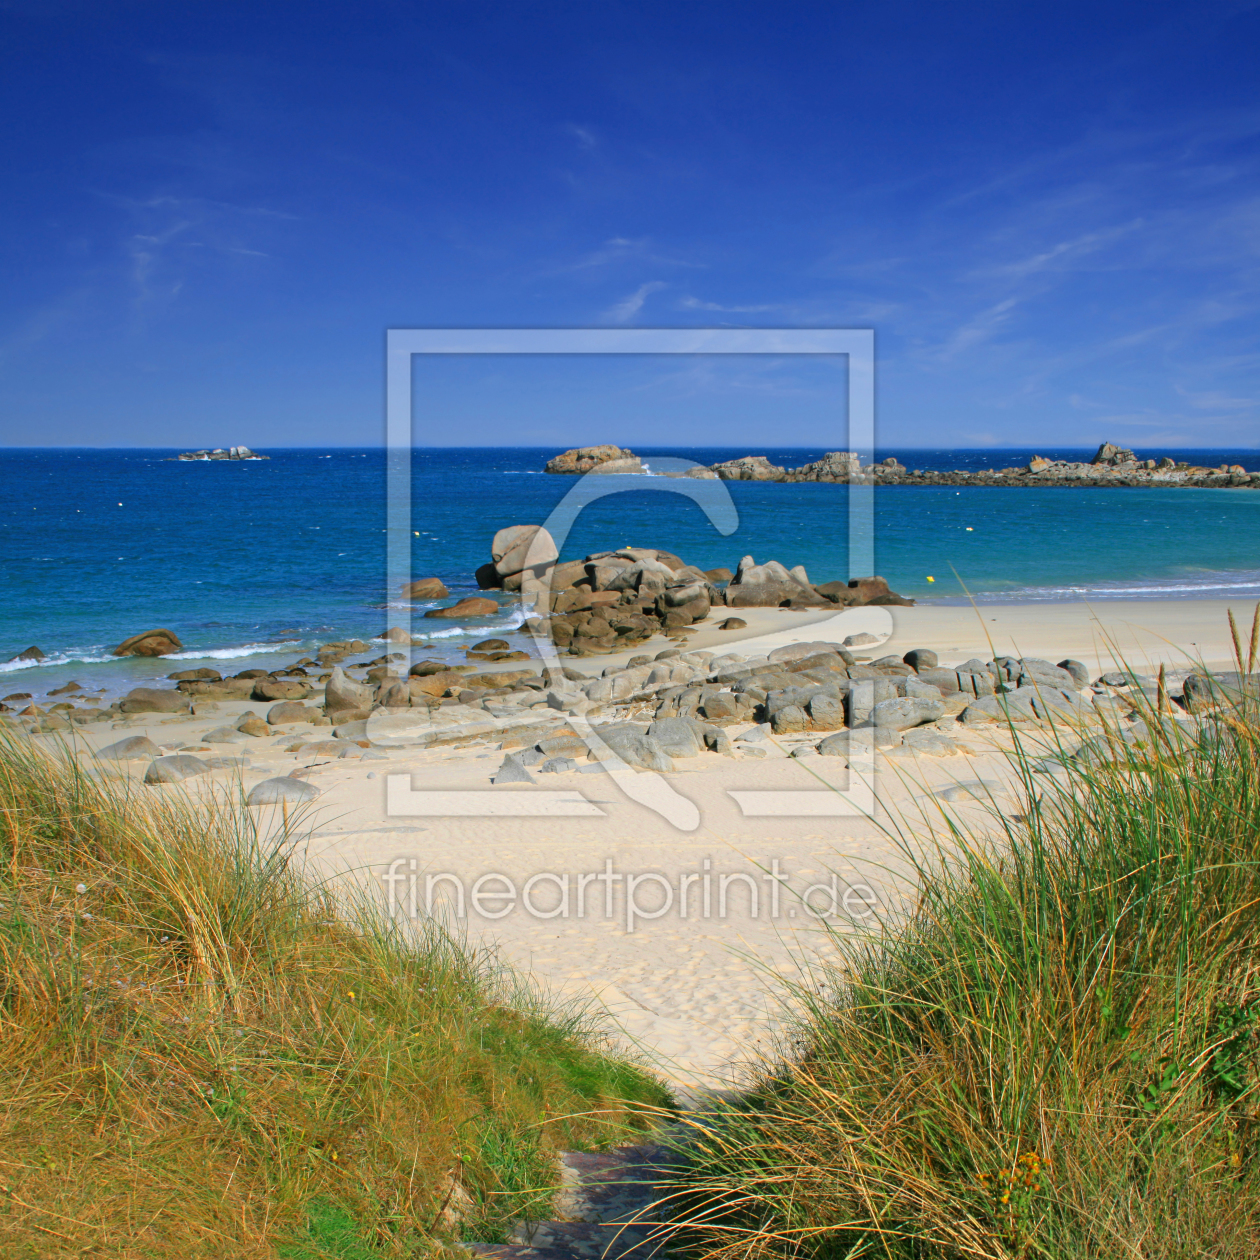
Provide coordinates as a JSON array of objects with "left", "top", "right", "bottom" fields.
[{"left": 926, "top": 576, "right": 935, "bottom": 583}]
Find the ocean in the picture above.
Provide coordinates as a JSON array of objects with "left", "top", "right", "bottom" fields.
[{"left": 3, "top": 445, "right": 1259, "bottom": 702}]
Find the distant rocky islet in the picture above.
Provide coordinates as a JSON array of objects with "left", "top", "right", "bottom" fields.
[
  {"left": 167, "top": 445, "right": 268, "bottom": 461},
  {"left": 544, "top": 441, "right": 1260, "bottom": 488}
]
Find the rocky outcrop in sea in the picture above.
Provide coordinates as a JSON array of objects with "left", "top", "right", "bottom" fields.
[
  {"left": 544, "top": 445, "right": 644, "bottom": 475},
  {"left": 169, "top": 446, "right": 268, "bottom": 461},
  {"left": 542, "top": 442, "right": 1258, "bottom": 488}
]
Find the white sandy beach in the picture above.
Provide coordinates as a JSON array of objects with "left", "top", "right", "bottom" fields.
[{"left": 30, "top": 596, "right": 1256, "bottom": 1100}]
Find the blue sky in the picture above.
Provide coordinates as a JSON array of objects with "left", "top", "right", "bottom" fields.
[{"left": 1, "top": 0, "right": 1259, "bottom": 449}]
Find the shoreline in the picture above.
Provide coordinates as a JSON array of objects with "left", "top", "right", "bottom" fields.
[{"left": 3, "top": 593, "right": 1257, "bottom": 706}]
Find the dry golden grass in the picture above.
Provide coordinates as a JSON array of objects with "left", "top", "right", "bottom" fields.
[{"left": 0, "top": 735, "right": 668, "bottom": 1257}]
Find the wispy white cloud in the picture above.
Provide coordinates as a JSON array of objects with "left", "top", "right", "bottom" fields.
[
  {"left": 935, "top": 298, "right": 1020, "bottom": 360},
  {"left": 566, "top": 124, "right": 598, "bottom": 150},
  {"left": 605, "top": 281, "right": 667, "bottom": 323},
  {"left": 0, "top": 287, "right": 93, "bottom": 368},
  {"left": 610, "top": 353, "right": 845, "bottom": 403},
  {"left": 679, "top": 295, "right": 778, "bottom": 313},
  {"left": 128, "top": 220, "right": 195, "bottom": 302},
  {"left": 538, "top": 236, "right": 705, "bottom": 279},
  {"left": 97, "top": 192, "right": 281, "bottom": 315},
  {"left": 972, "top": 221, "right": 1144, "bottom": 282},
  {"left": 1176, "top": 386, "right": 1258, "bottom": 409}
]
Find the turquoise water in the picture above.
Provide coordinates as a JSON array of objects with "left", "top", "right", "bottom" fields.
[{"left": 2, "top": 446, "right": 1258, "bottom": 700}]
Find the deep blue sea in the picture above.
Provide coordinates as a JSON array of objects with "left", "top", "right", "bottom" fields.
[{"left": 3, "top": 446, "right": 1259, "bottom": 702}]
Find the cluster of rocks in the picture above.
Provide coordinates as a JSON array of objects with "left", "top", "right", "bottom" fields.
[
  {"left": 90, "top": 733, "right": 321, "bottom": 804},
  {"left": 542, "top": 443, "right": 1258, "bottom": 489},
  {"left": 456, "top": 524, "right": 913, "bottom": 655},
  {"left": 0, "top": 640, "right": 395, "bottom": 732},
  {"left": 1, "top": 616, "right": 1236, "bottom": 789},
  {"left": 343, "top": 638, "right": 1213, "bottom": 775},
  {"left": 2, "top": 679, "right": 117, "bottom": 732},
  {"left": 169, "top": 446, "right": 267, "bottom": 461}
]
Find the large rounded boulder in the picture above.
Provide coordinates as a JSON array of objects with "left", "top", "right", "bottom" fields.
[
  {"left": 491, "top": 525, "right": 559, "bottom": 579},
  {"left": 402, "top": 577, "right": 449, "bottom": 600},
  {"left": 424, "top": 596, "right": 500, "bottom": 619},
  {"left": 112, "top": 629, "right": 183, "bottom": 657},
  {"left": 120, "top": 687, "right": 192, "bottom": 714}
]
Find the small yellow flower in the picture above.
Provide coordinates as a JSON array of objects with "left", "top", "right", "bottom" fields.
[{"left": 347, "top": 991, "right": 356, "bottom": 1000}]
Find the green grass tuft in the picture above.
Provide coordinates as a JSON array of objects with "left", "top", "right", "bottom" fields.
[{"left": 280, "top": 1198, "right": 380, "bottom": 1260}]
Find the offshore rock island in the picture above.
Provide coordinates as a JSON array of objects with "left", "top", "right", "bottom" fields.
[
  {"left": 168, "top": 445, "right": 268, "bottom": 461},
  {"left": 544, "top": 441, "right": 1259, "bottom": 487}
]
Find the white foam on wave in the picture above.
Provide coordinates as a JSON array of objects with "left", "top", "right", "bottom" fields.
[
  {"left": 926, "top": 569, "right": 1260, "bottom": 604},
  {"left": 380, "top": 599, "right": 527, "bottom": 629},
  {"left": 164, "top": 642, "right": 303, "bottom": 661},
  {"left": 2, "top": 639, "right": 313, "bottom": 674},
  {"left": 412, "top": 615, "right": 528, "bottom": 640},
  {"left": 0, "top": 651, "right": 116, "bottom": 674}
]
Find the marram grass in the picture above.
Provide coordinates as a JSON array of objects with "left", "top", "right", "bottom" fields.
[
  {"left": 0, "top": 734, "right": 669, "bottom": 1257},
  {"left": 664, "top": 631, "right": 1260, "bottom": 1260}
]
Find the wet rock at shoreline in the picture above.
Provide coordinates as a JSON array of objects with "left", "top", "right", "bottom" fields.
[
  {"left": 424, "top": 596, "right": 500, "bottom": 618},
  {"left": 402, "top": 577, "right": 448, "bottom": 600},
  {"left": 113, "top": 628, "right": 183, "bottom": 658},
  {"left": 7, "top": 646, "right": 46, "bottom": 663}
]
